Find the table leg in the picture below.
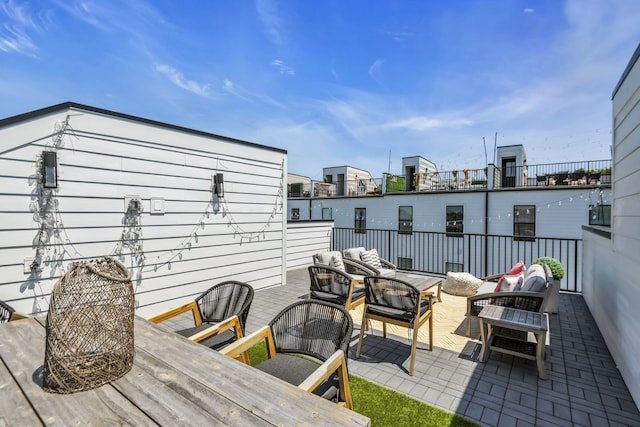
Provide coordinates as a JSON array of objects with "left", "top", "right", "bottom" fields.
[
  {"left": 535, "top": 331, "right": 547, "bottom": 379},
  {"left": 479, "top": 318, "right": 489, "bottom": 362}
]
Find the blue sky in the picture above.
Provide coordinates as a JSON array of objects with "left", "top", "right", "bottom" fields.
[{"left": 1, "top": 0, "right": 639, "bottom": 180}]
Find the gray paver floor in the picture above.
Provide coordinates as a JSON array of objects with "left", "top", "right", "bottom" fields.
[{"left": 163, "top": 267, "right": 640, "bottom": 427}]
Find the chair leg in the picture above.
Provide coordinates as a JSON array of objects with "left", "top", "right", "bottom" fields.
[
  {"left": 428, "top": 314, "right": 433, "bottom": 351},
  {"left": 356, "top": 307, "right": 368, "bottom": 358},
  {"left": 409, "top": 326, "right": 419, "bottom": 376},
  {"left": 465, "top": 316, "right": 471, "bottom": 337}
]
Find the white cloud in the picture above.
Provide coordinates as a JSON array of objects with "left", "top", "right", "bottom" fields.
[
  {"left": 0, "top": 1, "right": 42, "bottom": 54},
  {"left": 271, "top": 59, "right": 295, "bottom": 75},
  {"left": 523, "top": 8, "right": 535, "bottom": 14},
  {"left": 155, "top": 64, "right": 213, "bottom": 98},
  {"left": 368, "top": 58, "right": 385, "bottom": 86},
  {"left": 256, "top": 0, "right": 284, "bottom": 46}
]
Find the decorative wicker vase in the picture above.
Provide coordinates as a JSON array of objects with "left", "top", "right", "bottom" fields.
[{"left": 43, "top": 257, "right": 134, "bottom": 394}]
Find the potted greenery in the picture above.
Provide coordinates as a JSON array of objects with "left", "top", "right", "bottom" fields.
[{"left": 532, "top": 257, "right": 563, "bottom": 314}]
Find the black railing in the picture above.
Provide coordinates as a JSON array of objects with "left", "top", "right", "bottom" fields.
[
  {"left": 331, "top": 227, "right": 581, "bottom": 292},
  {"left": 287, "top": 159, "right": 612, "bottom": 198}
]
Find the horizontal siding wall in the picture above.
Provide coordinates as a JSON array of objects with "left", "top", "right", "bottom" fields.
[
  {"left": 0, "top": 107, "right": 287, "bottom": 317},
  {"left": 285, "top": 221, "right": 333, "bottom": 271}
]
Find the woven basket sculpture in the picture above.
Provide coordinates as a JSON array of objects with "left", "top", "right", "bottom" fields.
[{"left": 43, "top": 257, "right": 134, "bottom": 394}]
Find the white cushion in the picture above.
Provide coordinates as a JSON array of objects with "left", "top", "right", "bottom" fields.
[
  {"left": 497, "top": 274, "right": 524, "bottom": 292},
  {"left": 443, "top": 272, "right": 483, "bottom": 296},
  {"left": 520, "top": 264, "right": 547, "bottom": 292},
  {"left": 361, "top": 249, "right": 382, "bottom": 268},
  {"left": 315, "top": 251, "right": 342, "bottom": 266},
  {"left": 343, "top": 247, "right": 366, "bottom": 260},
  {"left": 330, "top": 255, "right": 345, "bottom": 271}
]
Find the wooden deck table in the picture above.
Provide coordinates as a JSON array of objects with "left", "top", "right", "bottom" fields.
[
  {"left": 395, "top": 271, "right": 442, "bottom": 302},
  {"left": 0, "top": 316, "right": 370, "bottom": 426},
  {"left": 478, "top": 305, "right": 548, "bottom": 379}
]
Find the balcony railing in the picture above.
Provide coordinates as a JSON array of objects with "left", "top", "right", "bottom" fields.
[
  {"left": 287, "top": 160, "right": 611, "bottom": 198},
  {"left": 331, "top": 227, "right": 581, "bottom": 292}
]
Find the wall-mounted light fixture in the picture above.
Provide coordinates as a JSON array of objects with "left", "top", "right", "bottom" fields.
[
  {"left": 213, "top": 173, "right": 224, "bottom": 197},
  {"left": 42, "top": 151, "right": 58, "bottom": 189}
]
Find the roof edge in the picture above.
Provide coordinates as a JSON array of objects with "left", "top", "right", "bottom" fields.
[
  {"left": 612, "top": 43, "right": 640, "bottom": 100},
  {"left": 0, "top": 101, "right": 287, "bottom": 155}
]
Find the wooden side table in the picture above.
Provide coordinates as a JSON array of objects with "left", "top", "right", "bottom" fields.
[{"left": 478, "top": 305, "right": 548, "bottom": 379}]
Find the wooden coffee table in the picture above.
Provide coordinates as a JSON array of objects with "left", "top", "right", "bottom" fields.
[
  {"left": 478, "top": 305, "right": 548, "bottom": 379},
  {"left": 395, "top": 271, "right": 442, "bottom": 302}
]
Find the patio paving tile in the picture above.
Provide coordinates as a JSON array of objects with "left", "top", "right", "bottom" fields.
[{"left": 160, "top": 266, "right": 640, "bottom": 426}]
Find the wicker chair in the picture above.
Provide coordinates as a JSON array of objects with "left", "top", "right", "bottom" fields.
[
  {"left": 308, "top": 264, "right": 365, "bottom": 311},
  {"left": 465, "top": 268, "right": 553, "bottom": 337},
  {"left": 342, "top": 247, "right": 397, "bottom": 278},
  {"left": 356, "top": 276, "right": 434, "bottom": 376},
  {"left": 148, "top": 281, "right": 254, "bottom": 362},
  {"left": 221, "top": 300, "right": 354, "bottom": 410},
  {"left": 0, "top": 300, "right": 27, "bottom": 323}
]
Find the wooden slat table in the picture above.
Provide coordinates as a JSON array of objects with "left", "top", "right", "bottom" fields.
[
  {"left": 0, "top": 316, "right": 370, "bottom": 426},
  {"left": 395, "top": 272, "right": 443, "bottom": 302},
  {"left": 478, "top": 305, "right": 548, "bottom": 379}
]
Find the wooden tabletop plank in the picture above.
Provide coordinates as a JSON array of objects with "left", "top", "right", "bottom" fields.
[
  {"left": 0, "top": 319, "right": 158, "bottom": 427},
  {"left": 0, "top": 351, "right": 44, "bottom": 426},
  {"left": 135, "top": 318, "right": 370, "bottom": 427},
  {"left": 112, "top": 348, "right": 271, "bottom": 426}
]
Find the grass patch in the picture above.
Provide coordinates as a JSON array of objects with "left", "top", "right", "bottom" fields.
[{"left": 246, "top": 343, "right": 477, "bottom": 427}]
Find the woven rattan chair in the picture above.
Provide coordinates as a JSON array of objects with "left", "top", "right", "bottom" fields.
[
  {"left": 148, "top": 281, "right": 254, "bottom": 362},
  {"left": 356, "top": 276, "right": 433, "bottom": 376},
  {"left": 342, "top": 247, "right": 397, "bottom": 278},
  {"left": 221, "top": 300, "right": 355, "bottom": 410},
  {"left": 308, "top": 264, "right": 365, "bottom": 311},
  {"left": 0, "top": 300, "right": 28, "bottom": 323}
]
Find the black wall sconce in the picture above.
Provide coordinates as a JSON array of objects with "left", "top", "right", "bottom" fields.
[
  {"left": 42, "top": 151, "right": 58, "bottom": 189},
  {"left": 213, "top": 173, "right": 224, "bottom": 197}
]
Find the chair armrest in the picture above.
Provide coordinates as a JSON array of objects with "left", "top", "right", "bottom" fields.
[
  {"left": 219, "top": 325, "right": 276, "bottom": 363},
  {"left": 343, "top": 258, "right": 378, "bottom": 276},
  {"left": 483, "top": 273, "right": 506, "bottom": 282},
  {"left": 467, "top": 291, "right": 547, "bottom": 315},
  {"left": 379, "top": 258, "right": 397, "bottom": 270},
  {"left": 298, "top": 349, "right": 353, "bottom": 410},
  {"left": 147, "top": 301, "right": 202, "bottom": 326},
  {"left": 188, "top": 315, "right": 243, "bottom": 343}
]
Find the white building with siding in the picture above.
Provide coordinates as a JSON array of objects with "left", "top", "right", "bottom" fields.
[
  {"left": 0, "top": 102, "right": 287, "bottom": 317},
  {"left": 583, "top": 42, "right": 640, "bottom": 406}
]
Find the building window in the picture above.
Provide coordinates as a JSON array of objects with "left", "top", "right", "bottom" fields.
[
  {"left": 398, "top": 257, "right": 413, "bottom": 270},
  {"left": 322, "top": 207, "right": 332, "bottom": 220},
  {"left": 589, "top": 204, "right": 611, "bottom": 226},
  {"left": 355, "top": 208, "right": 366, "bottom": 234},
  {"left": 291, "top": 208, "right": 300, "bottom": 221},
  {"left": 446, "top": 205, "right": 463, "bottom": 236},
  {"left": 514, "top": 205, "right": 535, "bottom": 241},
  {"left": 399, "top": 206, "right": 413, "bottom": 234},
  {"left": 445, "top": 262, "right": 464, "bottom": 272}
]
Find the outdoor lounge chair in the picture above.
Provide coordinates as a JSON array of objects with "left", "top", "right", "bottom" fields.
[
  {"left": 0, "top": 300, "right": 28, "bottom": 323},
  {"left": 147, "top": 281, "right": 254, "bottom": 362},
  {"left": 465, "top": 264, "right": 553, "bottom": 337},
  {"left": 312, "top": 250, "right": 376, "bottom": 278},
  {"left": 308, "top": 264, "right": 365, "bottom": 311},
  {"left": 342, "top": 247, "right": 397, "bottom": 278},
  {"left": 356, "top": 276, "right": 433, "bottom": 376},
  {"left": 220, "top": 300, "right": 355, "bottom": 409}
]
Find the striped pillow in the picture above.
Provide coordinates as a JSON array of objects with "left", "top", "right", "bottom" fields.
[
  {"left": 361, "top": 249, "right": 382, "bottom": 268},
  {"left": 330, "top": 255, "right": 345, "bottom": 271}
]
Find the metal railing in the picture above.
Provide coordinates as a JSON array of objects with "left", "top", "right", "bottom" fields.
[
  {"left": 287, "top": 159, "right": 612, "bottom": 198},
  {"left": 331, "top": 227, "right": 582, "bottom": 292}
]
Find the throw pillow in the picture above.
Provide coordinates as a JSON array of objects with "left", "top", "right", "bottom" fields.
[
  {"left": 443, "top": 272, "right": 483, "bottom": 296},
  {"left": 361, "top": 249, "right": 382, "bottom": 268},
  {"left": 508, "top": 261, "right": 526, "bottom": 276},
  {"left": 494, "top": 273, "right": 524, "bottom": 292},
  {"left": 520, "top": 264, "right": 547, "bottom": 292},
  {"left": 330, "top": 255, "right": 345, "bottom": 271}
]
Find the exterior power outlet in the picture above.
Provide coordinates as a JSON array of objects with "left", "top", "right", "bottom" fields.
[{"left": 23, "top": 257, "right": 37, "bottom": 274}]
